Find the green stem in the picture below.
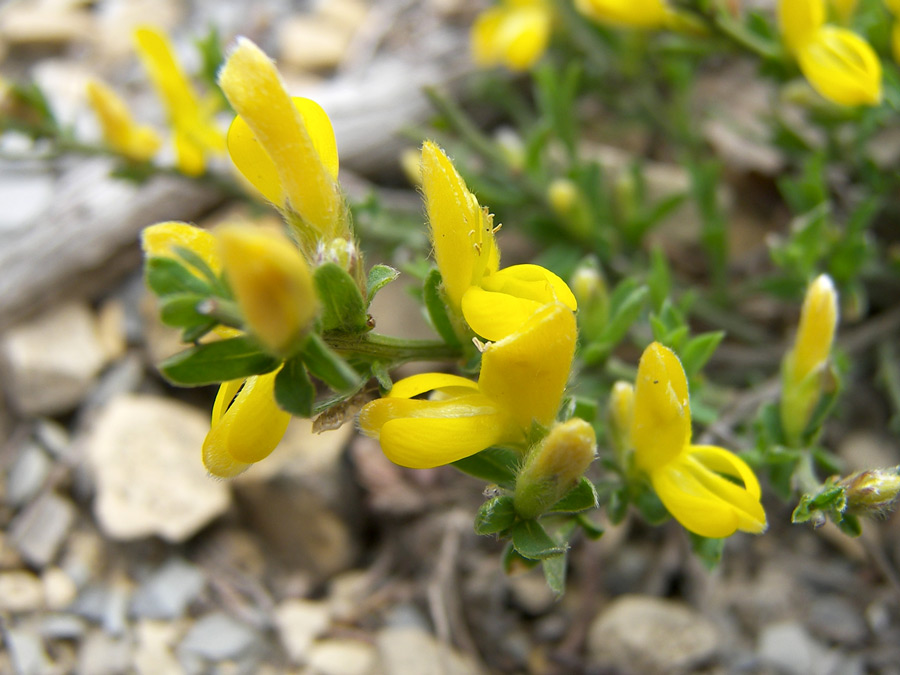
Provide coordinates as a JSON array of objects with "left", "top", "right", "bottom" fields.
[
  {"left": 710, "top": 13, "right": 782, "bottom": 61},
  {"left": 325, "top": 332, "right": 463, "bottom": 365},
  {"left": 795, "top": 451, "right": 821, "bottom": 494}
]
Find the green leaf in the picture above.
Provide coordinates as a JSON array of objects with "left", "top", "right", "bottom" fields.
[
  {"left": 171, "top": 245, "right": 222, "bottom": 290},
  {"left": 599, "top": 285, "right": 649, "bottom": 348},
  {"left": 159, "top": 336, "right": 280, "bottom": 386},
  {"left": 274, "top": 356, "right": 315, "bottom": 417},
  {"left": 158, "top": 293, "right": 210, "bottom": 329},
  {"left": 423, "top": 269, "right": 462, "bottom": 348},
  {"left": 474, "top": 496, "right": 517, "bottom": 535},
  {"left": 502, "top": 543, "right": 540, "bottom": 574},
  {"left": 549, "top": 478, "right": 598, "bottom": 513},
  {"left": 680, "top": 331, "right": 725, "bottom": 378},
  {"left": 634, "top": 487, "right": 669, "bottom": 525},
  {"left": 451, "top": 446, "right": 520, "bottom": 488},
  {"left": 542, "top": 553, "right": 567, "bottom": 595},
  {"left": 512, "top": 520, "right": 567, "bottom": 560},
  {"left": 688, "top": 533, "right": 724, "bottom": 570},
  {"left": 575, "top": 514, "right": 605, "bottom": 539},
  {"left": 146, "top": 257, "right": 211, "bottom": 297},
  {"left": 314, "top": 263, "right": 368, "bottom": 333},
  {"left": 301, "top": 334, "right": 362, "bottom": 393},
  {"left": 607, "top": 487, "right": 629, "bottom": 524},
  {"left": 181, "top": 320, "right": 218, "bottom": 343},
  {"left": 837, "top": 513, "right": 862, "bottom": 537},
  {"left": 366, "top": 264, "right": 400, "bottom": 304},
  {"left": 647, "top": 246, "right": 671, "bottom": 312},
  {"left": 370, "top": 361, "right": 393, "bottom": 391}
]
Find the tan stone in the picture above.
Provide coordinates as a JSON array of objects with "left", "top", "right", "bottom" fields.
[{"left": 278, "top": 15, "right": 353, "bottom": 71}]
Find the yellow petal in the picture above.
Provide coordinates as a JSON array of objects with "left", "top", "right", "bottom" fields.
[
  {"left": 173, "top": 127, "right": 207, "bottom": 176},
  {"left": 227, "top": 97, "right": 339, "bottom": 207},
  {"left": 797, "top": 26, "right": 882, "bottom": 106},
  {"left": 217, "top": 224, "right": 318, "bottom": 355},
  {"left": 86, "top": 79, "right": 161, "bottom": 162},
  {"left": 651, "top": 451, "right": 767, "bottom": 537},
  {"left": 786, "top": 273, "right": 838, "bottom": 385},
  {"left": 202, "top": 370, "right": 290, "bottom": 477},
  {"left": 472, "top": 7, "right": 505, "bottom": 66},
  {"left": 632, "top": 342, "right": 691, "bottom": 470},
  {"left": 421, "top": 141, "right": 498, "bottom": 313},
  {"left": 575, "top": 0, "right": 673, "bottom": 28},
  {"left": 380, "top": 412, "right": 512, "bottom": 469},
  {"left": 387, "top": 372, "right": 480, "bottom": 399},
  {"left": 778, "top": 0, "right": 825, "bottom": 53},
  {"left": 689, "top": 444, "right": 763, "bottom": 501},
  {"left": 211, "top": 378, "right": 244, "bottom": 425},
  {"left": 478, "top": 302, "right": 576, "bottom": 430},
  {"left": 472, "top": 4, "right": 551, "bottom": 71},
  {"left": 218, "top": 38, "right": 345, "bottom": 244},
  {"left": 141, "top": 221, "right": 221, "bottom": 274},
  {"left": 461, "top": 286, "right": 542, "bottom": 342},
  {"left": 482, "top": 264, "right": 577, "bottom": 310}
]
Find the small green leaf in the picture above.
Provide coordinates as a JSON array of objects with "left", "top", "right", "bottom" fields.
[
  {"left": 370, "top": 361, "right": 393, "bottom": 391},
  {"left": 451, "top": 446, "right": 520, "bottom": 487},
  {"left": 159, "top": 336, "right": 280, "bottom": 386},
  {"left": 599, "top": 284, "right": 649, "bottom": 348},
  {"left": 314, "top": 263, "right": 368, "bottom": 333},
  {"left": 837, "top": 513, "right": 862, "bottom": 537},
  {"left": 688, "top": 533, "right": 724, "bottom": 570},
  {"left": 181, "top": 320, "right": 218, "bottom": 343},
  {"left": 680, "top": 331, "right": 725, "bottom": 378},
  {"left": 634, "top": 487, "right": 669, "bottom": 525},
  {"left": 575, "top": 514, "right": 605, "bottom": 539},
  {"left": 302, "top": 334, "right": 362, "bottom": 393},
  {"left": 474, "top": 496, "right": 517, "bottom": 535},
  {"left": 171, "top": 245, "right": 223, "bottom": 291},
  {"left": 607, "top": 487, "right": 629, "bottom": 524},
  {"left": 146, "top": 257, "right": 211, "bottom": 297},
  {"left": 423, "top": 269, "right": 462, "bottom": 348},
  {"left": 542, "top": 553, "right": 567, "bottom": 595},
  {"left": 512, "top": 520, "right": 567, "bottom": 560},
  {"left": 366, "top": 264, "right": 400, "bottom": 303},
  {"left": 274, "top": 356, "right": 315, "bottom": 417},
  {"left": 502, "top": 543, "right": 540, "bottom": 574},
  {"left": 549, "top": 478, "right": 599, "bottom": 513}
]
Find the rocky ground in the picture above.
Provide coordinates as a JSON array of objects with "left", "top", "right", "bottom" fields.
[{"left": 1, "top": 0, "right": 899, "bottom": 674}]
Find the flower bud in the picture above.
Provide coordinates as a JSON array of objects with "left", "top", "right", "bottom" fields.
[
  {"left": 781, "top": 274, "right": 838, "bottom": 444},
  {"left": 839, "top": 467, "right": 900, "bottom": 518},
  {"left": 608, "top": 381, "right": 634, "bottom": 461},
  {"left": 218, "top": 224, "right": 318, "bottom": 356},
  {"left": 400, "top": 148, "right": 422, "bottom": 187},
  {"left": 514, "top": 418, "right": 597, "bottom": 520},
  {"left": 548, "top": 178, "right": 578, "bottom": 217},
  {"left": 571, "top": 259, "right": 609, "bottom": 338},
  {"left": 86, "top": 80, "right": 161, "bottom": 162}
]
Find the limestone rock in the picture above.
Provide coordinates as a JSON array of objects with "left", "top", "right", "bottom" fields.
[
  {"left": 0, "top": 570, "right": 45, "bottom": 612},
  {"left": 376, "top": 626, "right": 481, "bottom": 675},
  {"left": 84, "top": 394, "right": 230, "bottom": 542},
  {"left": 0, "top": 301, "right": 108, "bottom": 416},
  {"left": 274, "top": 598, "right": 332, "bottom": 664},
  {"left": 178, "top": 612, "right": 259, "bottom": 662},
  {"left": 278, "top": 15, "right": 354, "bottom": 71},
  {"left": 587, "top": 595, "right": 720, "bottom": 675},
  {"left": 308, "top": 639, "right": 380, "bottom": 675}
]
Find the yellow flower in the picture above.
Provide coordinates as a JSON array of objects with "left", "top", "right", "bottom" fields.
[
  {"left": 575, "top": 0, "right": 675, "bottom": 29},
  {"left": 471, "top": 0, "right": 552, "bottom": 71},
  {"left": 85, "top": 79, "right": 161, "bottom": 162},
  {"left": 778, "top": 0, "right": 882, "bottom": 106},
  {"left": 141, "top": 220, "right": 293, "bottom": 478},
  {"left": 781, "top": 274, "right": 838, "bottom": 443},
  {"left": 217, "top": 224, "right": 318, "bottom": 356},
  {"left": 203, "top": 369, "right": 291, "bottom": 478},
  {"left": 133, "top": 26, "right": 225, "bottom": 175},
  {"left": 358, "top": 301, "right": 576, "bottom": 469},
  {"left": 421, "top": 141, "right": 576, "bottom": 340},
  {"left": 632, "top": 342, "right": 767, "bottom": 538},
  {"left": 218, "top": 38, "right": 347, "bottom": 256}
]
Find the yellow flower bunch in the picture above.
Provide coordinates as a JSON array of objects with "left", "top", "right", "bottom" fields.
[
  {"left": 781, "top": 274, "right": 838, "bottom": 444},
  {"left": 218, "top": 38, "right": 349, "bottom": 259},
  {"left": 85, "top": 79, "right": 161, "bottom": 162},
  {"left": 778, "top": 0, "right": 882, "bottom": 106},
  {"left": 471, "top": 0, "right": 553, "bottom": 71},
  {"left": 632, "top": 342, "right": 767, "bottom": 538},
  {"left": 134, "top": 26, "right": 225, "bottom": 175},
  {"left": 142, "top": 221, "right": 317, "bottom": 478},
  {"left": 359, "top": 143, "right": 580, "bottom": 470}
]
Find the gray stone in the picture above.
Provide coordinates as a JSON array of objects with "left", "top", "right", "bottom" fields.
[
  {"left": 39, "top": 613, "right": 88, "bottom": 640},
  {"left": 507, "top": 570, "right": 557, "bottom": 615},
  {"left": 131, "top": 558, "right": 206, "bottom": 620},
  {"left": 71, "top": 581, "right": 131, "bottom": 633},
  {"left": 587, "top": 595, "right": 720, "bottom": 675},
  {"left": 808, "top": 595, "right": 868, "bottom": 645},
  {"left": 376, "top": 626, "right": 481, "bottom": 675},
  {"left": 77, "top": 631, "right": 132, "bottom": 675},
  {"left": 9, "top": 491, "right": 76, "bottom": 567},
  {"left": 5, "top": 442, "right": 52, "bottom": 506},
  {"left": 274, "top": 598, "right": 332, "bottom": 664},
  {"left": 83, "top": 394, "right": 230, "bottom": 542},
  {"left": 5, "top": 628, "right": 53, "bottom": 675},
  {"left": 34, "top": 419, "right": 73, "bottom": 462},
  {"left": 0, "top": 168, "right": 56, "bottom": 231},
  {"left": 179, "top": 612, "right": 258, "bottom": 662},
  {"left": 0, "top": 301, "right": 108, "bottom": 416},
  {"left": 0, "top": 570, "right": 44, "bottom": 612},
  {"left": 758, "top": 621, "right": 820, "bottom": 675}
]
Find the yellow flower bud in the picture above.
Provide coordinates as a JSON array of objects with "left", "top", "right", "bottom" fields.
[
  {"left": 781, "top": 274, "right": 838, "bottom": 444},
  {"left": 217, "top": 225, "right": 318, "bottom": 356},
  {"left": 86, "top": 79, "right": 161, "bottom": 162},
  {"left": 514, "top": 418, "right": 597, "bottom": 520},
  {"left": 608, "top": 380, "right": 634, "bottom": 460},
  {"left": 840, "top": 466, "right": 900, "bottom": 518},
  {"left": 548, "top": 178, "right": 578, "bottom": 217},
  {"left": 575, "top": 0, "right": 675, "bottom": 29},
  {"left": 471, "top": 0, "right": 552, "bottom": 72},
  {"left": 399, "top": 147, "right": 423, "bottom": 187},
  {"left": 571, "top": 260, "right": 609, "bottom": 338}
]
